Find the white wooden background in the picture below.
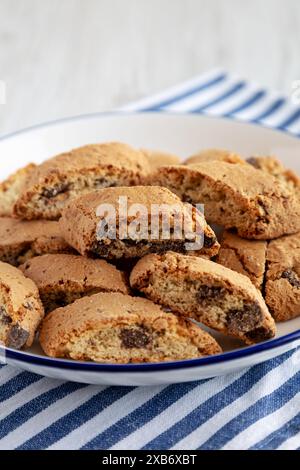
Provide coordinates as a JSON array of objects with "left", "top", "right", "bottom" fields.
[{"left": 0, "top": 0, "right": 300, "bottom": 135}]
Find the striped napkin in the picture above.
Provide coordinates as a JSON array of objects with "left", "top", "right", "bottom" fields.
[{"left": 1, "top": 69, "right": 300, "bottom": 450}]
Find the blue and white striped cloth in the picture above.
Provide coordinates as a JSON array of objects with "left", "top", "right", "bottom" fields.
[{"left": 1, "top": 69, "right": 300, "bottom": 450}]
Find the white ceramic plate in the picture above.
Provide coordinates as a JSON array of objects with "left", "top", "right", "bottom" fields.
[{"left": 1, "top": 112, "right": 300, "bottom": 386}]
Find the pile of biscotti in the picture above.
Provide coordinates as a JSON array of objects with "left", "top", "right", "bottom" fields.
[{"left": 0, "top": 142, "right": 299, "bottom": 364}]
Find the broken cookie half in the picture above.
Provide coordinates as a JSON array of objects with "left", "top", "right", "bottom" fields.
[
  {"left": 20, "top": 254, "right": 130, "bottom": 314},
  {"left": 130, "top": 252, "right": 276, "bottom": 345},
  {"left": 39, "top": 292, "right": 222, "bottom": 362},
  {"left": 150, "top": 161, "right": 300, "bottom": 239},
  {"left": 13, "top": 142, "right": 151, "bottom": 220},
  {"left": 59, "top": 186, "right": 220, "bottom": 260},
  {"left": 0, "top": 261, "right": 44, "bottom": 349}
]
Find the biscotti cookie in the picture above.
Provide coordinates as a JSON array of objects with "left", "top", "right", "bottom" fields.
[
  {"left": 0, "top": 164, "right": 36, "bottom": 216},
  {"left": 265, "top": 232, "right": 300, "bottom": 321},
  {"left": 39, "top": 292, "right": 221, "bottom": 362},
  {"left": 184, "top": 149, "right": 244, "bottom": 166},
  {"left": 130, "top": 252, "right": 276, "bottom": 344},
  {"left": 246, "top": 156, "right": 300, "bottom": 193},
  {"left": 59, "top": 186, "right": 220, "bottom": 260},
  {"left": 216, "top": 231, "right": 267, "bottom": 290},
  {"left": 0, "top": 217, "right": 73, "bottom": 266},
  {"left": 0, "top": 261, "right": 44, "bottom": 349},
  {"left": 150, "top": 162, "right": 300, "bottom": 239},
  {"left": 20, "top": 254, "right": 129, "bottom": 313},
  {"left": 142, "top": 149, "right": 181, "bottom": 170},
  {"left": 14, "top": 142, "right": 150, "bottom": 220}
]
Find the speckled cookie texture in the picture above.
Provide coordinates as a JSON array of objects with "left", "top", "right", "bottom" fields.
[
  {"left": 216, "top": 231, "right": 267, "bottom": 290},
  {"left": 20, "top": 254, "right": 130, "bottom": 313},
  {"left": 39, "top": 292, "right": 222, "bottom": 362},
  {"left": 13, "top": 142, "right": 151, "bottom": 220},
  {"left": 0, "top": 164, "right": 36, "bottom": 217},
  {"left": 0, "top": 217, "right": 73, "bottom": 266},
  {"left": 265, "top": 232, "right": 300, "bottom": 321},
  {"left": 142, "top": 149, "right": 181, "bottom": 170},
  {"left": 184, "top": 148, "right": 244, "bottom": 166},
  {"left": 0, "top": 261, "right": 44, "bottom": 349},
  {"left": 59, "top": 186, "right": 220, "bottom": 260},
  {"left": 130, "top": 251, "right": 276, "bottom": 344},
  {"left": 246, "top": 156, "right": 300, "bottom": 193},
  {"left": 150, "top": 161, "right": 300, "bottom": 239}
]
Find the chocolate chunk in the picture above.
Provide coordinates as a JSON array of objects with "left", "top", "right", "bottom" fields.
[
  {"left": 23, "top": 301, "right": 34, "bottom": 310},
  {"left": 91, "top": 239, "right": 188, "bottom": 258},
  {"left": 227, "top": 302, "right": 263, "bottom": 334},
  {"left": 281, "top": 269, "right": 300, "bottom": 288},
  {"left": 7, "top": 324, "right": 29, "bottom": 349},
  {"left": 120, "top": 327, "right": 151, "bottom": 349},
  {"left": 183, "top": 194, "right": 193, "bottom": 204},
  {"left": 42, "top": 183, "right": 70, "bottom": 199},
  {"left": 197, "top": 285, "right": 226, "bottom": 302},
  {"left": 94, "top": 178, "right": 117, "bottom": 188},
  {"left": 246, "top": 157, "right": 260, "bottom": 168},
  {"left": 245, "top": 326, "right": 274, "bottom": 342},
  {"left": 204, "top": 234, "right": 217, "bottom": 248},
  {"left": 0, "top": 306, "right": 12, "bottom": 325}
]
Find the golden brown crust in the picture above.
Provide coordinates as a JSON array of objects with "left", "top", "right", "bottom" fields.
[
  {"left": 246, "top": 155, "right": 300, "bottom": 192},
  {"left": 0, "top": 164, "right": 36, "bottom": 217},
  {"left": 142, "top": 149, "right": 181, "bottom": 170},
  {"left": 0, "top": 261, "right": 44, "bottom": 348},
  {"left": 130, "top": 252, "right": 276, "bottom": 344},
  {"left": 184, "top": 149, "right": 244, "bottom": 165},
  {"left": 0, "top": 217, "right": 72, "bottom": 266},
  {"left": 265, "top": 232, "right": 300, "bottom": 321},
  {"left": 150, "top": 162, "right": 300, "bottom": 239},
  {"left": 20, "top": 254, "right": 130, "bottom": 313},
  {"left": 39, "top": 292, "right": 221, "bottom": 362},
  {"left": 59, "top": 186, "right": 220, "bottom": 259},
  {"left": 13, "top": 142, "right": 151, "bottom": 220},
  {"left": 216, "top": 231, "right": 267, "bottom": 289}
]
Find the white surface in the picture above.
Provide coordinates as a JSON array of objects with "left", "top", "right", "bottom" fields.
[
  {"left": 0, "top": 0, "right": 299, "bottom": 135},
  {"left": 1, "top": 112, "right": 300, "bottom": 385}
]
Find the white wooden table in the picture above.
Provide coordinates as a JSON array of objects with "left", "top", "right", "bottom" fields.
[{"left": 0, "top": 0, "right": 299, "bottom": 135}]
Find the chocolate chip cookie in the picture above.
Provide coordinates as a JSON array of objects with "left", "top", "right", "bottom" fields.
[
  {"left": 59, "top": 186, "right": 220, "bottom": 260},
  {"left": 39, "top": 292, "right": 222, "bottom": 362},
  {"left": 14, "top": 142, "right": 150, "bottom": 220},
  {"left": 0, "top": 261, "right": 44, "bottom": 349},
  {"left": 0, "top": 217, "right": 73, "bottom": 266},
  {"left": 184, "top": 148, "right": 244, "bottom": 166},
  {"left": 265, "top": 232, "right": 300, "bottom": 321},
  {"left": 150, "top": 161, "right": 300, "bottom": 239},
  {"left": 216, "top": 231, "right": 267, "bottom": 290},
  {"left": 130, "top": 252, "right": 276, "bottom": 344},
  {"left": 20, "top": 254, "right": 130, "bottom": 313},
  {"left": 0, "top": 163, "right": 36, "bottom": 217}
]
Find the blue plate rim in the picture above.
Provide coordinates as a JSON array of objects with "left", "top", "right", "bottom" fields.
[
  {"left": 2, "top": 330, "right": 300, "bottom": 372},
  {"left": 0, "top": 110, "right": 299, "bottom": 373}
]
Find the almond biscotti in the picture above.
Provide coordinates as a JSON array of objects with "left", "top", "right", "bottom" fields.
[
  {"left": 0, "top": 217, "right": 73, "bottom": 266},
  {"left": 130, "top": 252, "right": 276, "bottom": 345},
  {"left": 216, "top": 231, "right": 267, "bottom": 290},
  {"left": 39, "top": 292, "right": 222, "bottom": 362},
  {"left": 265, "top": 232, "right": 300, "bottom": 321},
  {"left": 0, "top": 163, "right": 36, "bottom": 216},
  {"left": 0, "top": 261, "right": 44, "bottom": 349},
  {"left": 13, "top": 142, "right": 151, "bottom": 220},
  {"left": 184, "top": 149, "right": 244, "bottom": 165},
  {"left": 150, "top": 161, "right": 300, "bottom": 239},
  {"left": 142, "top": 149, "right": 181, "bottom": 170},
  {"left": 59, "top": 186, "right": 220, "bottom": 260},
  {"left": 20, "top": 254, "right": 129, "bottom": 313}
]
